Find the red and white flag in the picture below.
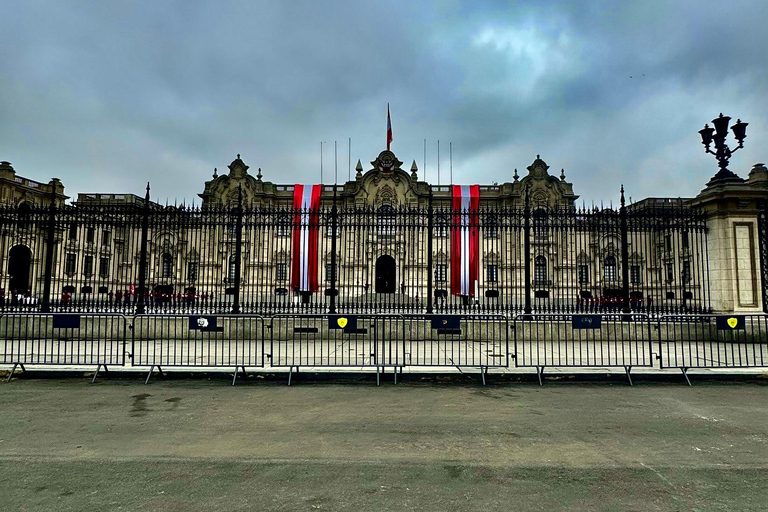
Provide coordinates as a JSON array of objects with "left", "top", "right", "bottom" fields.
[
  {"left": 450, "top": 185, "right": 480, "bottom": 296},
  {"left": 387, "top": 104, "right": 393, "bottom": 150},
  {"left": 291, "top": 184, "right": 322, "bottom": 293}
]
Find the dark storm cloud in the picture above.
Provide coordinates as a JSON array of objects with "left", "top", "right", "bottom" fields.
[{"left": 1, "top": 0, "right": 766, "bottom": 204}]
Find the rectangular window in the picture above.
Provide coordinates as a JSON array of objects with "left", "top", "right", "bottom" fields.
[
  {"left": 682, "top": 261, "right": 691, "bottom": 283},
  {"left": 228, "top": 257, "right": 236, "bottom": 282},
  {"left": 435, "top": 264, "right": 447, "bottom": 283},
  {"left": 435, "top": 216, "right": 448, "bottom": 237},
  {"left": 665, "top": 234, "right": 672, "bottom": 251},
  {"left": 187, "top": 261, "right": 198, "bottom": 282},
  {"left": 325, "top": 263, "right": 335, "bottom": 282},
  {"left": 487, "top": 264, "right": 498, "bottom": 283},
  {"left": 276, "top": 263, "right": 287, "bottom": 281},
  {"left": 99, "top": 257, "right": 109, "bottom": 278},
  {"left": 681, "top": 231, "right": 689, "bottom": 249},
  {"left": 102, "top": 231, "right": 111, "bottom": 246},
  {"left": 65, "top": 253, "right": 76, "bottom": 274},
  {"left": 666, "top": 263, "right": 674, "bottom": 283},
  {"left": 68, "top": 224, "right": 77, "bottom": 240},
  {"left": 484, "top": 217, "right": 498, "bottom": 239},
  {"left": 86, "top": 227, "right": 95, "bottom": 243},
  {"left": 578, "top": 265, "right": 590, "bottom": 285},
  {"left": 630, "top": 265, "right": 641, "bottom": 284},
  {"left": 83, "top": 255, "right": 94, "bottom": 277}
]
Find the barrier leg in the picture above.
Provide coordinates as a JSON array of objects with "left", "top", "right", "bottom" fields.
[
  {"left": 6, "top": 363, "right": 22, "bottom": 382},
  {"left": 536, "top": 366, "right": 544, "bottom": 386},
  {"left": 480, "top": 367, "right": 487, "bottom": 386},
  {"left": 91, "top": 364, "right": 103, "bottom": 384},
  {"left": 624, "top": 366, "right": 633, "bottom": 386},
  {"left": 288, "top": 366, "right": 293, "bottom": 386},
  {"left": 232, "top": 365, "right": 247, "bottom": 386},
  {"left": 681, "top": 367, "right": 692, "bottom": 386},
  {"left": 376, "top": 366, "right": 380, "bottom": 386},
  {"left": 144, "top": 366, "right": 154, "bottom": 385}
]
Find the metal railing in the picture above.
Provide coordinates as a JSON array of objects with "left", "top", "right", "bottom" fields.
[
  {"left": 1, "top": 312, "right": 126, "bottom": 382},
  {"left": 3, "top": 312, "right": 765, "bottom": 385},
  {"left": 657, "top": 314, "right": 768, "bottom": 384},
  {"left": 512, "top": 313, "right": 654, "bottom": 384}
]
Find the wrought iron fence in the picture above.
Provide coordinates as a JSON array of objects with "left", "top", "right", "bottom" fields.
[{"left": 0, "top": 187, "right": 710, "bottom": 316}]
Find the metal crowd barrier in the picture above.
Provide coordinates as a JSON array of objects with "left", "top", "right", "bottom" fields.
[
  {"left": 131, "top": 314, "right": 265, "bottom": 384},
  {"left": 657, "top": 314, "right": 768, "bottom": 384},
  {"left": 513, "top": 313, "right": 654, "bottom": 385},
  {"left": 403, "top": 314, "right": 509, "bottom": 384},
  {"left": 268, "top": 314, "right": 406, "bottom": 384},
  {"left": 1, "top": 313, "right": 127, "bottom": 382}
]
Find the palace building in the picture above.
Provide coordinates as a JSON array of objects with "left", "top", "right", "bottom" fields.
[{"left": 0, "top": 150, "right": 766, "bottom": 315}]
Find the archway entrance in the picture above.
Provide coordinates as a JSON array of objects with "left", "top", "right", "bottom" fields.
[
  {"left": 375, "top": 255, "right": 396, "bottom": 293},
  {"left": 8, "top": 245, "right": 32, "bottom": 294}
]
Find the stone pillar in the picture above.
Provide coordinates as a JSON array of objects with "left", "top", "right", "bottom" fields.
[{"left": 690, "top": 164, "right": 767, "bottom": 313}]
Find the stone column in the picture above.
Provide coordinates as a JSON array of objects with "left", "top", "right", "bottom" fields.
[{"left": 690, "top": 164, "right": 767, "bottom": 313}]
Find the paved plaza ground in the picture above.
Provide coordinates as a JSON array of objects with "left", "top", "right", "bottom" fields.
[{"left": 0, "top": 375, "right": 766, "bottom": 511}]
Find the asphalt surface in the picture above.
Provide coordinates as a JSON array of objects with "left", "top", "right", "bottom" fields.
[{"left": 1, "top": 375, "right": 766, "bottom": 511}]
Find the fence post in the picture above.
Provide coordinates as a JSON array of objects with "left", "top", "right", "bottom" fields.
[
  {"left": 329, "top": 184, "right": 338, "bottom": 314},
  {"left": 523, "top": 185, "right": 532, "bottom": 315},
  {"left": 426, "top": 185, "right": 434, "bottom": 314},
  {"left": 620, "top": 185, "right": 630, "bottom": 314},
  {"left": 136, "top": 183, "right": 150, "bottom": 315},
  {"left": 40, "top": 179, "right": 59, "bottom": 313},
  {"left": 232, "top": 185, "right": 243, "bottom": 314}
]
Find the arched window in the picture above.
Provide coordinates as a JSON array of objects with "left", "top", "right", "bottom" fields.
[
  {"left": 161, "top": 253, "right": 173, "bottom": 278},
  {"left": 228, "top": 254, "right": 237, "bottom": 283},
  {"left": 377, "top": 205, "right": 396, "bottom": 237},
  {"left": 534, "top": 256, "right": 547, "bottom": 286},
  {"left": 604, "top": 255, "right": 617, "bottom": 282},
  {"left": 17, "top": 202, "right": 31, "bottom": 231}
]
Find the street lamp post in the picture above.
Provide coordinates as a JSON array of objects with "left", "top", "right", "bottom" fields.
[{"left": 699, "top": 113, "right": 748, "bottom": 185}]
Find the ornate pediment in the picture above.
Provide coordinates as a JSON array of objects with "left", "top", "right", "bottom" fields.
[{"left": 370, "top": 150, "right": 403, "bottom": 175}]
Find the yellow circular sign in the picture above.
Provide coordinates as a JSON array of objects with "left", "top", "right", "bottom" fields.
[{"left": 337, "top": 317, "right": 348, "bottom": 328}]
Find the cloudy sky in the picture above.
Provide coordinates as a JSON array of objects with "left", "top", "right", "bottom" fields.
[{"left": 2, "top": 0, "right": 766, "bottom": 205}]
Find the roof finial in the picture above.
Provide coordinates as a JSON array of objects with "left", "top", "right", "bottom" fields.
[
  {"left": 410, "top": 160, "right": 418, "bottom": 179},
  {"left": 513, "top": 168, "right": 519, "bottom": 182},
  {"left": 560, "top": 168, "right": 566, "bottom": 181},
  {"left": 257, "top": 167, "right": 262, "bottom": 181},
  {"left": 237, "top": 154, "right": 241, "bottom": 160},
  {"left": 213, "top": 167, "right": 218, "bottom": 178},
  {"left": 355, "top": 159, "right": 363, "bottom": 179}
]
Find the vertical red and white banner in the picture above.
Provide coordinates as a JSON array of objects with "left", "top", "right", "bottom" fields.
[
  {"left": 450, "top": 185, "right": 480, "bottom": 296},
  {"left": 291, "top": 184, "right": 322, "bottom": 293}
]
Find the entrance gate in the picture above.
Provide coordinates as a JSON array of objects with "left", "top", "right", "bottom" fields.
[
  {"left": 8, "top": 245, "right": 32, "bottom": 295},
  {"left": 375, "top": 255, "right": 396, "bottom": 293}
]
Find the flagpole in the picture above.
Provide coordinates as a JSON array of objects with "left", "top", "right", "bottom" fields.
[
  {"left": 320, "top": 141, "right": 324, "bottom": 185},
  {"left": 334, "top": 141, "right": 338, "bottom": 185},
  {"left": 450, "top": 142, "right": 453, "bottom": 185},
  {"left": 437, "top": 140, "right": 440, "bottom": 186},
  {"left": 423, "top": 139, "right": 426, "bottom": 184},
  {"left": 348, "top": 137, "right": 351, "bottom": 182}
]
